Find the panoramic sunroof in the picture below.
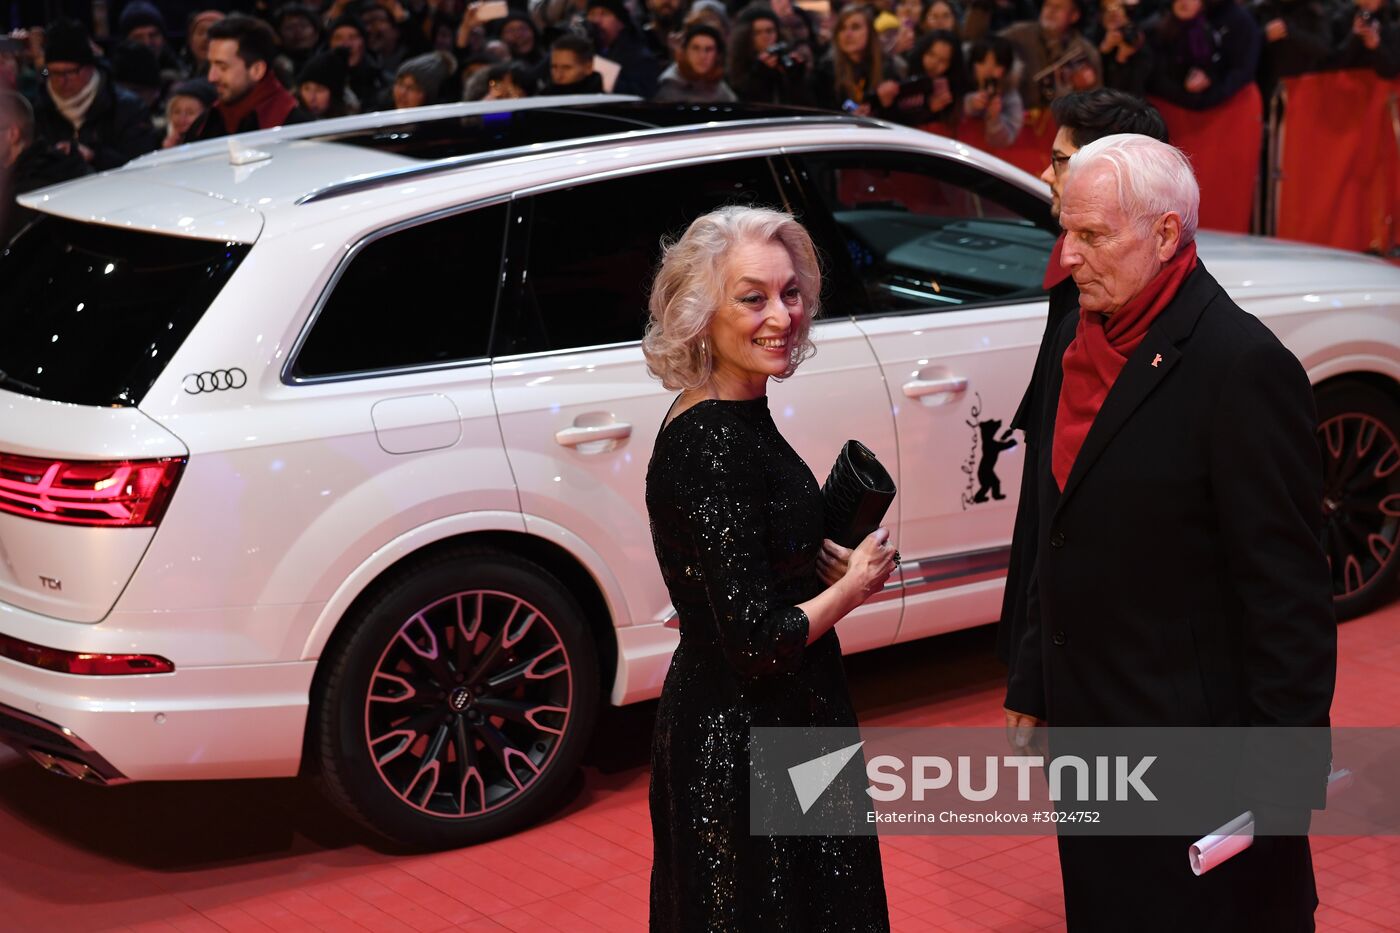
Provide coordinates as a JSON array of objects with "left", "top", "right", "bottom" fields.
[{"left": 312, "top": 102, "right": 836, "bottom": 162}]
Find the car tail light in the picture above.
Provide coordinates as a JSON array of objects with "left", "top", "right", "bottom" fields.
[
  {"left": 0, "top": 631, "right": 174, "bottom": 675},
  {"left": 0, "top": 453, "right": 186, "bottom": 527}
]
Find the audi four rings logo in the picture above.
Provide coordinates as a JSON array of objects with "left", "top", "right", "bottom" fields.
[{"left": 183, "top": 368, "right": 247, "bottom": 394}]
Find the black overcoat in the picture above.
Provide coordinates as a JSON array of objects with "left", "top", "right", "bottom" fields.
[{"left": 1003, "top": 260, "right": 1337, "bottom": 932}]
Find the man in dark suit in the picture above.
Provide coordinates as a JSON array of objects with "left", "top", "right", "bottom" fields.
[
  {"left": 1003, "top": 134, "right": 1336, "bottom": 930},
  {"left": 999, "top": 90, "right": 1169, "bottom": 719}
]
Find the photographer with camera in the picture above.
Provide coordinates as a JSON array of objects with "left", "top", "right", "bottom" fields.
[
  {"left": 888, "top": 29, "right": 964, "bottom": 130},
  {"left": 1095, "top": 0, "right": 1153, "bottom": 95},
  {"left": 1328, "top": 0, "right": 1399, "bottom": 76},
  {"left": 728, "top": 6, "right": 814, "bottom": 104},
  {"left": 960, "top": 34, "right": 1023, "bottom": 147}
]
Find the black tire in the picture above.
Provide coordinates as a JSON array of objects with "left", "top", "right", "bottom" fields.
[
  {"left": 1315, "top": 382, "right": 1400, "bottom": 620},
  {"left": 314, "top": 547, "right": 601, "bottom": 848}
]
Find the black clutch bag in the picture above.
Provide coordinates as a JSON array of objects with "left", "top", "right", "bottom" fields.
[{"left": 821, "top": 440, "right": 896, "bottom": 549}]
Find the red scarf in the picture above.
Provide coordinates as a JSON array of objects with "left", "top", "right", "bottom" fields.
[
  {"left": 1043, "top": 234, "right": 1072, "bottom": 290},
  {"left": 1051, "top": 241, "right": 1198, "bottom": 490},
  {"left": 218, "top": 70, "right": 297, "bottom": 135}
]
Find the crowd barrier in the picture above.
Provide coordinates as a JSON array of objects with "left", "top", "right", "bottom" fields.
[
  {"left": 1148, "top": 84, "right": 1263, "bottom": 235},
  {"left": 1273, "top": 69, "right": 1400, "bottom": 254}
]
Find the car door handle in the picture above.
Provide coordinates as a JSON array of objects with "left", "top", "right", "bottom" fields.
[
  {"left": 555, "top": 422, "right": 633, "bottom": 447},
  {"left": 902, "top": 376, "right": 969, "bottom": 399}
]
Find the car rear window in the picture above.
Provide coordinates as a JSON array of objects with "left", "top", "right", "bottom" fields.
[{"left": 0, "top": 217, "right": 249, "bottom": 407}]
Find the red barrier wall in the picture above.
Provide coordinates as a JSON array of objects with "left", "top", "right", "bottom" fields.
[
  {"left": 1148, "top": 84, "right": 1263, "bottom": 234},
  {"left": 956, "top": 110, "right": 1060, "bottom": 179},
  {"left": 1276, "top": 70, "right": 1399, "bottom": 254}
]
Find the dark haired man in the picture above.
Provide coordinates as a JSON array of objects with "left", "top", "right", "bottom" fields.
[
  {"left": 186, "top": 14, "right": 309, "bottom": 141},
  {"left": 542, "top": 34, "right": 604, "bottom": 95},
  {"left": 999, "top": 89, "right": 1169, "bottom": 730}
]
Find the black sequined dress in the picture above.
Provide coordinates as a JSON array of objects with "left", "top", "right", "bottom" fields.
[{"left": 645, "top": 396, "right": 890, "bottom": 932}]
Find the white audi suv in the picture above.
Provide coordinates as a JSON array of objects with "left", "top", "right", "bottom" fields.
[{"left": 0, "top": 97, "right": 1396, "bottom": 847}]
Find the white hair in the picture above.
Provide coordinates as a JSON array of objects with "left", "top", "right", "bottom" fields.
[
  {"left": 642, "top": 206, "right": 820, "bottom": 392},
  {"left": 1066, "top": 133, "right": 1200, "bottom": 244}
]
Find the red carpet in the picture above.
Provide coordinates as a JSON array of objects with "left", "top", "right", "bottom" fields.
[{"left": 1, "top": 603, "right": 1397, "bottom": 932}]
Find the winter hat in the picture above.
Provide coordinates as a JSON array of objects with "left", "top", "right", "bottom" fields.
[
  {"left": 586, "top": 0, "right": 635, "bottom": 31},
  {"left": 111, "top": 39, "right": 161, "bottom": 89},
  {"left": 395, "top": 50, "right": 457, "bottom": 102},
  {"left": 43, "top": 19, "right": 96, "bottom": 67},
  {"left": 326, "top": 13, "right": 369, "bottom": 44},
  {"left": 118, "top": 0, "right": 167, "bottom": 37},
  {"left": 274, "top": 3, "right": 321, "bottom": 33},
  {"left": 689, "top": 0, "right": 730, "bottom": 30},
  {"left": 169, "top": 77, "right": 218, "bottom": 108},
  {"left": 296, "top": 48, "right": 349, "bottom": 99}
]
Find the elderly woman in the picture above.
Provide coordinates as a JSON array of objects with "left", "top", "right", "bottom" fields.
[{"left": 644, "top": 206, "right": 894, "bottom": 931}]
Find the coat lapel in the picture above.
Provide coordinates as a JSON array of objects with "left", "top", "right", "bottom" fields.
[{"left": 1053, "top": 262, "right": 1220, "bottom": 515}]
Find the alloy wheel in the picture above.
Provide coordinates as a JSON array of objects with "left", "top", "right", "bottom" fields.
[
  {"left": 1319, "top": 412, "right": 1400, "bottom": 603},
  {"left": 363, "top": 590, "right": 573, "bottom": 818}
]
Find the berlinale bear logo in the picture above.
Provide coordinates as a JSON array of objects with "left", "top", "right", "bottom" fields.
[{"left": 960, "top": 394, "right": 1018, "bottom": 509}]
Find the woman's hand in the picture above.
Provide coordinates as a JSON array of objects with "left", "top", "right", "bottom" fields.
[
  {"left": 1185, "top": 67, "right": 1211, "bottom": 93},
  {"left": 929, "top": 87, "right": 954, "bottom": 112},
  {"left": 985, "top": 92, "right": 1003, "bottom": 121},
  {"left": 842, "top": 527, "right": 896, "bottom": 601},
  {"left": 816, "top": 538, "right": 852, "bottom": 587},
  {"left": 1264, "top": 17, "right": 1288, "bottom": 42},
  {"left": 876, "top": 79, "right": 900, "bottom": 108}
]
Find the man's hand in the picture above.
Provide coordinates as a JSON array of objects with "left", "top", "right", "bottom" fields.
[
  {"left": 1185, "top": 67, "right": 1211, "bottom": 93},
  {"left": 1264, "top": 17, "right": 1288, "bottom": 42},
  {"left": 1004, "top": 707, "right": 1044, "bottom": 750}
]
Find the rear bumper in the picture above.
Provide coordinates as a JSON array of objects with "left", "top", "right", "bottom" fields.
[
  {"left": 0, "top": 654, "right": 315, "bottom": 782},
  {"left": 0, "top": 702, "right": 126, "bottom": 784}
]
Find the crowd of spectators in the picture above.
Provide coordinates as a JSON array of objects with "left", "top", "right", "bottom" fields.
[{"left": 0, "top": 0, "right": 1396, "bottom": 223}]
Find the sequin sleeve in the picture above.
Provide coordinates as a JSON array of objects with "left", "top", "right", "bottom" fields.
[{"left": 678, "top": 416, "right": 811, "bottom": 677}]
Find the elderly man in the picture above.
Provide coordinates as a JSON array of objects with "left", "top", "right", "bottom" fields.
[
  {"left": 999, "top": 90, "right": 1168, "bottom": 708},
  {"left": 1003, "top": 134, "right": 1336, "bottom": 930}
]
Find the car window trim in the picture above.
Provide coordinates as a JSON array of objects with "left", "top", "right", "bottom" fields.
[
  {"left": 779, "top": 144, "right": 1058, "bottom": 324},
  {"left": 282, "top": 194, "right": 512, "bottom": 386}
]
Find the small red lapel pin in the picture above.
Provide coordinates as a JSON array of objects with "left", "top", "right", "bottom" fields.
[{"left": 1151, "top": 353, "right": 1163, "bottom": 368}]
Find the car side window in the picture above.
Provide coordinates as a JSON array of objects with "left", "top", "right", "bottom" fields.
[
  {"left": 793, "top": 151, "right": 1057, "bottom": 316},
  {"left": 293, "top": 202, "right": 508, "bottom": 379},
  {"left": 497, "top": 158, "right": 787, "bottom": 356}
]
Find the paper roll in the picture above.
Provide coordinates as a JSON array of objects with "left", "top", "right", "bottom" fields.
[{"left": 1187, "top": 768, "right": 1352, "bottom": 877}]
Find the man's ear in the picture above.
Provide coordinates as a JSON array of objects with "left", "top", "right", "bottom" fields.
[
  {"left": 249, "top": 59, "right": 268, "bottom": 83},
  {"left": 1157, "top": 212, "right": 1182, "bottom": 261}
]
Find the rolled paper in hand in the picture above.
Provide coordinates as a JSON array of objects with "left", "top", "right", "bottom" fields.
[
  {"left": 1188, "top": 810, "right": 1255, "bottom": 876},
  {"left": 1188, "top": 769, "right": 1353, "bottom": 877}
]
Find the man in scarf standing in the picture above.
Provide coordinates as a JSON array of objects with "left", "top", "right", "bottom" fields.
[
  {"left": 187, "top": 15, "right": 309, "bottom": 142},
  {"left": 32, "top": 19, "right": 158, "bottom": 170},
  {"left": 1002, "top": 134, "right": 1336, "bottom": 930}
]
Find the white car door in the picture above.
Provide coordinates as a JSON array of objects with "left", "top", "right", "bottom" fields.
[
  {"left": 786, "top": 148, "right": 1058, "bottom": 642},
  {"left": 489, "top": 157, "right": 902, "bottom": 691}
]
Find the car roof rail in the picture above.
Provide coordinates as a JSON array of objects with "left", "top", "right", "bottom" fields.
[{"left": 295, "top": 114, "right": 884, "bottom": 206}]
